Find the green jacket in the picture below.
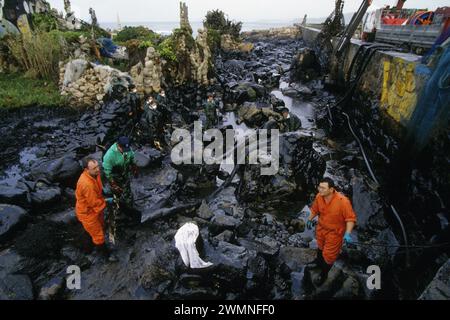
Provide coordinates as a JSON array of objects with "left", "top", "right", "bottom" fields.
[{"left": 103, "top": 143, "right": 135, "bottom": 182}]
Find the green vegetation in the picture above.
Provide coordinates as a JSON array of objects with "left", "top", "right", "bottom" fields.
[
  {"left": 206, "top": 29, "right": 221, "bottom": 53},
  {"left": 0, "top": 12, "right": 113, "bottom": 109},
  {"left": 114, "top": 26, "right": 160, "bottom": 43},
  {"left": 31, "top": 12, "right": 60, "bottom": 32},
  {"left": 203, "top": 9, "right": 242, "bottom": 40},
  {"left": 0, "top": 73, "right": 66, "bottom": 109},
  {"left": 172, "top": 27, "right": 195, "bottom": 47},
  {"left": 48, "top": 30, "right": 90, "bottom": 44},
  {"left": 157, "top": 37, "right": 177, "bottom": 62},
  {"left": 203, "top": 10, "right": 243, "bottom": 51},
  {"left": 138, "top": 40, "right": 154, "bottom": 49},
  {"left": 6, "top": 30, "right": 68, "bottom": 82}
]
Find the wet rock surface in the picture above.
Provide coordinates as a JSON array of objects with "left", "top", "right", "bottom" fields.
[
  {"left": 0, "top": 204, "right": 28, "bottom": 242},
  {"left": 0, "top": 34, "right": 448, "bottom": 300},
  {"left": 419, "top": 259, "right": 450, "bottom": 300}
]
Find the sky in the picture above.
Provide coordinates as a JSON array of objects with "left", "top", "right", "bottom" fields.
[{"left": 45, "top": 0, "right": 450, "bottom": 22}]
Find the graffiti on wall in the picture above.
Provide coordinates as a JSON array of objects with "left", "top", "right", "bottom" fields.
[{"left": 381, "top": 57, "right": 418, "bottom": 125}]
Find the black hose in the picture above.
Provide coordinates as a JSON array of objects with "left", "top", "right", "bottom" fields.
[
  {"left": 326, "top": 45, "right": 412, "bottom": 266},
  {"left": 342, "top": 112, "right": 379, "bottom": 186},
  {"left": 351, "top": 241, "right": 450, "bottom": 249}
]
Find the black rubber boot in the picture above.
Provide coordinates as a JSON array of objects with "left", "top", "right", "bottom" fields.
[
  {"left": 309, "top": 249, "right": 324, "bottom": 268},
  {"left": 314, "top": 258, "right": 332, "bottom": 287},
  {"left": 95, "top": 244, "right": 118, "bottom": 262}
]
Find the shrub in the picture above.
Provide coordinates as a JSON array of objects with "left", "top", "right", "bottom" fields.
[
  {"left": 48, "top": 30, "right": 88, "bottom": 44},
  {"left": 138, "top": 40, "right": 154, "bottom": 49},
  {"left": 203, "top": 9, "right": 242, "bottom": 40},
  {"left": 31, "top": 12, "right": 60, "bottom": 32},
  {"left": 6, "top": 30, "right": 68, "bottom": 82},
  {"left": 157, "top": 37, "right": 177, "bottom": 62},
  {"left": 114, "top": 26, "right": 159, "bottom": 43},
  {"left": 203, "top": 10, "right": 228, "bottom": 31},
  {"left": 206, "top": 29, "right": 221, "bottom": 52},
  {"left": 226, "top": 20, "right": 243, "bottom": 40}
]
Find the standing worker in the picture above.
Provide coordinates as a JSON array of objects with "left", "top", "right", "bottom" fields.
[
  {"left": 141, "top": 96, "right": 163, "bottom": 149},
  {"left": 103, "top": 136, "right": 139, "bottom": 244},
  {"left": 203, "top": 92, "right": 217, "bottom": 130},
  {"left": 75, "top": 157, "right": 117, "bottom": 261},
  {"left": 306, "top": 177, "right": 357, "bottom": 285},
  {"left": 127, "top": 84, "right": 142, "bottom": 123},
  {"left": 156, "top": 89, "right": 171, "bottom": 123}
]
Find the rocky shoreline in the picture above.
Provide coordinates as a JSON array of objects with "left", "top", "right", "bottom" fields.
[
  {"left": 1, "top": 0, "right": 448, "bottom": 299},
  {"left": 2, "top": 32, "right": 447, "bottom": 300}
]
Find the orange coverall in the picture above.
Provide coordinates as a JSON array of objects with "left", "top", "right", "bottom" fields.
[
  {"left": 75, "top": 170, "right": 106, "bottom": 245},
  {"left": 310, "top": 191, "right": 357, "bottom": 264}
]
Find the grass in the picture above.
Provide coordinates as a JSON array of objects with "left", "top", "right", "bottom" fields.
[{"left": 0, "top": 73, "right": 66, "bottom": 109}]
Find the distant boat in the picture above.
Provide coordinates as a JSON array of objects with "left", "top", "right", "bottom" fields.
[{"left": 116, "top": 13, "right": 122, "bottom": 32}]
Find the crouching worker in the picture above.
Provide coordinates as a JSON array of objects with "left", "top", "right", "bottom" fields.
[
  {"left": 306, "top": 177, "right": 357, "bottom": 286},
  {"left": 75, "top": 157, "right": 118, "bottom": 262}
]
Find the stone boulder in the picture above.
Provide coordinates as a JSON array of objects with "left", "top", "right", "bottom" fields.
[
  {"left": 130, "top": 46, "right": 163, "bottom": 95},
  {"left": 30, "top": 184, "right": 62, "bottom": 207},
  {"left": 419, "top": 259, "right": 450, "bottom": 300},
  {"left": 237, "top": 103, "right": 282, "bottom": 128},
  {"left": 278, "top": 246, "right": 317, "bottom": 272},
  {"left": 230, "top": 82, "right": 267, "bottom": 104},
  {"left": 30, "top": 155, "right": 82, "bottom": 187},
  {"left": 210, "top": 211, "right": 242, "bottom": 235},
  {"left": 0, "top": 204, "right": 28, "bottom": 242},
  {"left": 0, "top": 274, "right": 34, "bottom": 300},
  {"left": 62, "top": 59, "right": 88, "bottom": 87},
  {"left": 237, "top": 132, "right": 326, "bottom": 208},
  {"left": 0, "top": 185, "right": 30, "bottom": 207},
  {"left": 134, "top": 147, "right": 163, "bottom": 169}
]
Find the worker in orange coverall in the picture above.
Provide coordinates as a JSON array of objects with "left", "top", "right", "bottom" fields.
[
  {"left": 75, "top": 157, "right": 117, "bottom": 262},
  {"left": 306, "top": 177, "right": 357, "bottom": 285}
]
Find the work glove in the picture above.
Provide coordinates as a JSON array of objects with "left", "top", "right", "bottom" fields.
[
  {"left": 343, "top": 232, "right": 353, "bottom": 245},
  {"left": 306, "top": 219, "right": 314, "bottom": 230},
  {"left": 109, "top": 180, "right": 123, "bottom": 194},
  {"left": 105, "top": 197, "right": 113, "bottom": 204}
]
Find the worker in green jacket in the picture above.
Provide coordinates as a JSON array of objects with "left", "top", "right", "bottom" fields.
[
  {"left": 280, "top": 108, "right": 302, "bottom": 133},
  {"left": 203, "top": 92, "right": 218, "bottom": 130},
  {"left": 103, "top": 136, "right": 138, "bottom": 244}
]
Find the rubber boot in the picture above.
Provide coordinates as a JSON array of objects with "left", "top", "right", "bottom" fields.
[
  {"left": 95, "top": 243, "right": 118, "bottom": 262},
  {"left": 307, "top": 249, "right": 323, "bottom": 269},
  {"left": 314, "top": 257, "right": 332, "bottom": 287}
]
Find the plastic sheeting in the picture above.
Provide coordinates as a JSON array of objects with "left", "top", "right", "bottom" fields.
[
  {"left": 174, "top": 222, "right": 213, "bottom": 269},
  {"left": 97, "top": 37, "right": 128, "bottom": 60},
  {"left": 408, "top": 43, "right": 450, "bottom": 149}
]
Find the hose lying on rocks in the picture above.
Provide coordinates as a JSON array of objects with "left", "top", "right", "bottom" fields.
[{"left": 326, "top": 45, "right": 412, "bottom": 266}]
